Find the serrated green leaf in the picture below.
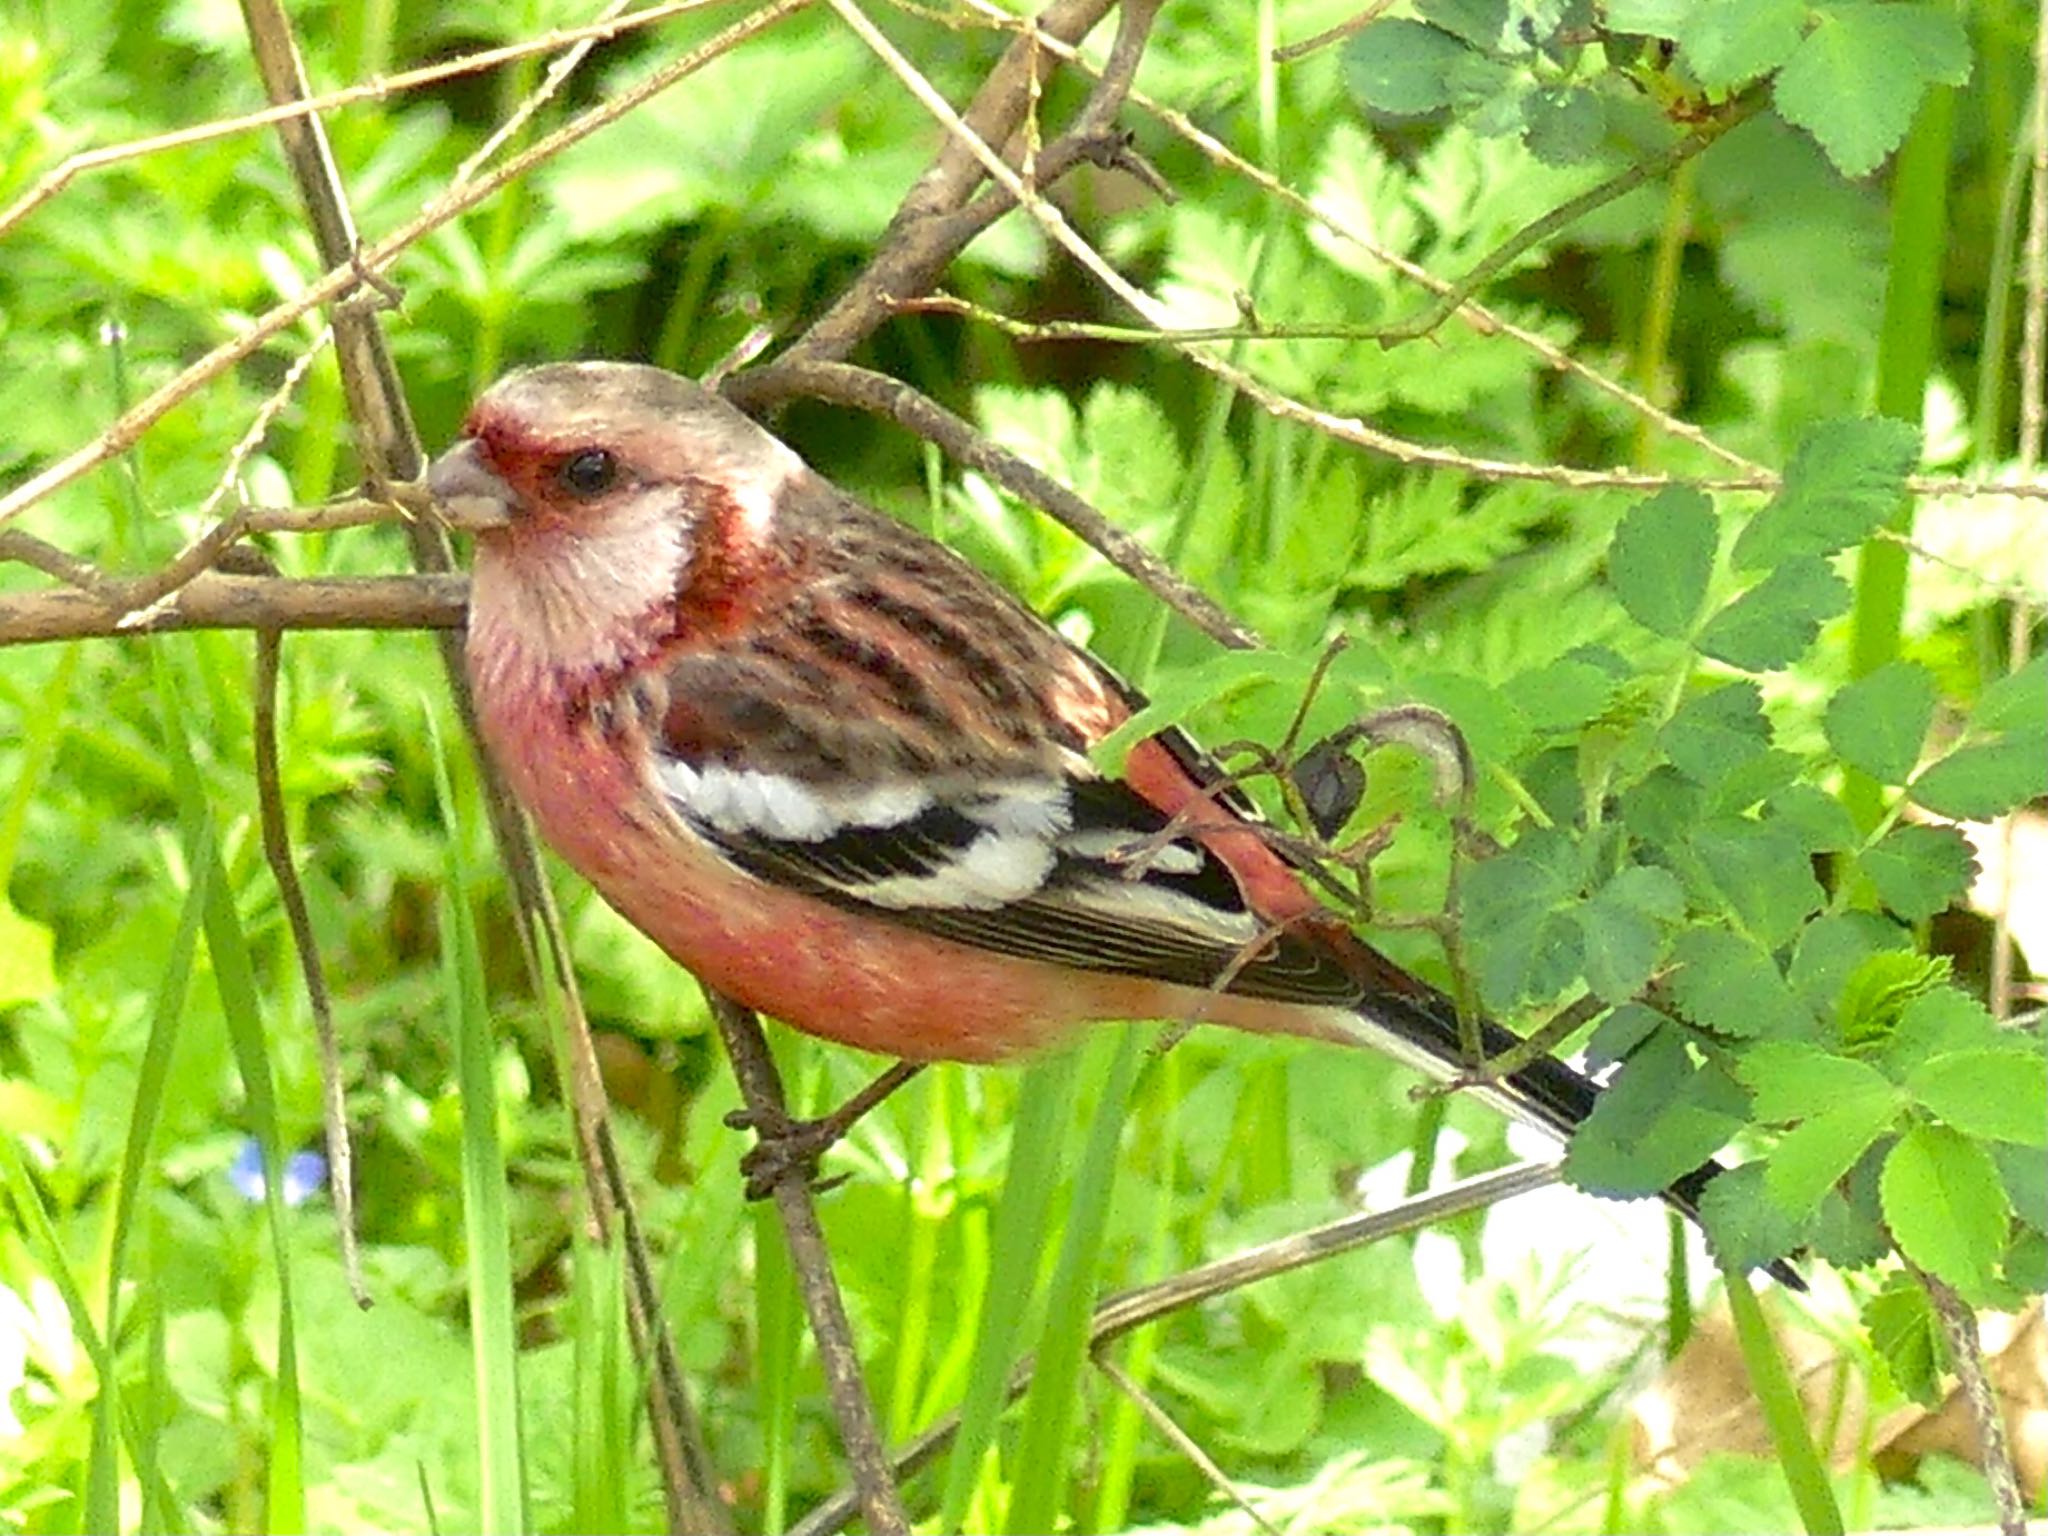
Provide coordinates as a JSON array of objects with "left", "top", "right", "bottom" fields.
[
  {"left": 1682, "top": 0, "right": 1806, "bottom": 89},
  {"left": 1605, "top": 0, "right": 1697, "bottom": 36},
  {"left": 1836, "top": 950, "right": 1951, "bottom": 1051},
  {"left": 1605, "top": 864, "right": 1688, "bottom": 920},
  {"left": 0, "top": 903, "right": 56, "bottom": 1008},
  {"left": 1574, "top": 893, "right": 1662, "bottom": 1003},
  {"left": 1994, "top": 1143, "right": 2048, "bottom": 1233},
  {"left": 1695, "top": 558, "right": 1850, "bottom": 671},
  {"left": 1737, "top": 1040, "right": 1895, "bottom": 1125},
  {"left": 1773, "top": 3, "right": 1972, "bottom": 179},
  {"left": 1699, "top": 1160, "right": 1812, "bottom": 1273},
  {"left": 1610, "top": 486, "right": 1717, "bottom": 639},
  {"left": 1863, "top": 1276, "right": 1947, "bottom": 1406},
  {"left": 1461, "top": 829, "right": 1586, "bottom": 1010},
  {"left": 1972, "top": 655, "right": 2047, "bottom": 736},
  {"left": 1767, "top": 784, "right": 1860, "bottom": 853},
  {"left": 1668, "top": 928, "right": 1811, "bottom": 1039},
  {"left": 1418, "top": 0, "right": 1511, "bottom": 49},
  {"left": 1824, "top": 661, "right": 1936, "bottom": 784},
  {"left": 1516, "top": 655, "right": 1621, "bottom": 733},
  {"left": 1765, "top": 1097, "right": 1900, "bottom": 1215},
  {"left": 1860, "top": 823, "right": 1978, "bottom": 922},
  {"left": 1814, "top": 1179, "right": 1891, "bottom": 1269},
  {"left": 1523, "top": 86, "right": 1607, "bottom": 165},
  {"left": 1881, "top": 1124, "right": 2009, "bottom": 1297},
  {"left": 1446, "top": 53, "right": 1527, "bottom": 135},
  {"left": 1587, "top": 1001, "right": 1668, "bottom": 1071},
  {"left": 1662, "top": 682, "right": 1769, "bottom": 785},
  {"left": 1691, "top": 818, "right": 1825, "bottom": 947},
  {"left": 1563, "top": 1026, "right": 1747, "bottom": 1197},
  {"left": 1909, "top": 737, "right": 2048, "bottom": 820},
  {"left": 1734, "top": 417, "right": 1921, "bottom": 569},
  {"left": 1621, "top": 768, "right": 1705, "bottom": 853},
  {"left": 1705, "top": 748, "right": 1802, "bottom": 815},
  {"left": 1792, "top": 913, "right": 1915, "bottom": 1017},
  {"left": 1882, "top": 987, "right": 2003, "bottom": 1075},
  {"left": 1908, "top": 1048, "right": 2048, "bottom": 1145},
  {"left": 1344, "top": 20, "right": 1471, "bottom": 117}
]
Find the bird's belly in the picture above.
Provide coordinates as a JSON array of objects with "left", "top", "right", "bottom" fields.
[{"left": 470, "top": 677, "right": 1184, "bottom": 1061}]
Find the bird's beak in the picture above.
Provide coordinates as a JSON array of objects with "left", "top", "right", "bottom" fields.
[{"left": 427, "top": 437, "right": 519, "bottom": 532}]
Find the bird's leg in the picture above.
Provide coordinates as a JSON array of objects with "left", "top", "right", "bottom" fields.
[{"left": 724, "top": 1059, "right": 927, "bottom": 1200}]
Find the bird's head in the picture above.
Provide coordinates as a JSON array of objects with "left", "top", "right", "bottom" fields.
[{"left": 430, "top": 362, "right": 805, "bottom": 674}]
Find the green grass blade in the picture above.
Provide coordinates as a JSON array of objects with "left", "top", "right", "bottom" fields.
[
  {"left": 937, "top": 1049, "right": 1082, "bottom": 1532},
  {"left": 1725, "top": 1274, "right": 1845, "bottom": 1535},
  {"left": 153, "top": 646, "right": 305, "bottom": 1534},
  {"left": 429, "top": 715, "right": 530, "bottom": 1536},
  {"left": 1004, "top": 1030, "right": 1143, "bottom": 1535},
  {"left": 569, "top": 1235, "right": 636, "bottom": 1536}
]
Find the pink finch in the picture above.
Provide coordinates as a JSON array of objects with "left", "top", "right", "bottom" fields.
[{"left": 430, "top": 361, "right": 1764, "bottom": 1255}]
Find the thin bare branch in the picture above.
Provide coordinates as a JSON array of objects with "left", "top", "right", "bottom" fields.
[
  {"left": 0, "top": 0, "right": 745, "bottom": 244},
  {"left": 708, "top": 994, "right": 912, "bottom": 1536},
  {"left": 1914, "top": 1267, "right": 2029, "bottom": 1536},
  {"left": 1271, "top": 0, "right": 1396, "bottom": 63},
  {"left": 0, "top": 573, "right": 465, "bottom": 645},
  {"left": 253, "top": 628, "right": 368, "bottom": 1309},
  {"left": 1993, "top": 0, "right": 2048, "bottom": 1024},
  {"left": 786, "top": 1159, "right": 1561, "bottom": 1536},
  {"left": 781, "top": 0, "right": 1116, "bottom": 363},
  {"left": 0, "top": 0, "right": 809, "bottom": 529},
  {"left": 1093, "top": 1354, "right": 1285, "bottom": 1536}
]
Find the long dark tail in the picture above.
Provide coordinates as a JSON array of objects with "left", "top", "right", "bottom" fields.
[{"left": 1334, "top": 980, "right": 1803, "bottom": 1288}]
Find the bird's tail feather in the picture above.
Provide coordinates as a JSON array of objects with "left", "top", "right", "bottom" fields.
[{"left": 1328, "top": 985, "right": 1803, "bottom": 1289}]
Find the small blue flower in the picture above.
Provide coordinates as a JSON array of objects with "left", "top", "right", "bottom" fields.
[{"left": 228, "top": 1139, "right": 328, "bottom": 1206}]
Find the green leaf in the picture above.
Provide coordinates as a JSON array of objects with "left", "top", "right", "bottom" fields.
[
  {"left": 1462, "top": 830, "right": 1587, "bottom": 1009},
  {"left": 1564, "top": 1026, "right": 1748, "bottom": 1197},
  {"left": 1835, "top": 950, "right": 1951, "bottom": 1051},
  {"left": 1523, "top": 86, "right": 1608, "bottom": 165},
  {"left": 1773, "top": 3, "right": 1972, "bottom": 179},
  {"left": 1766, "top": 1097, "right": 1900, "bottom": 1216},
  {"left": 1587, "top": 1000, "right": 1667, "bottom": 1071},
  {"left": 1662, "top": 682, "right": 1769, "bottom": 785},
  {"left": 1690, "top": 818, "right": 1825, "bottom": 947},
  {"left": 1417, "top": 0, "right": 1510, "bottom": 50},
  {"left": 1863, "top": 1275, "right": 1947, "bottom": 1406},
  {"left": 1881, "top": 1124, "right": 2010, "bottom": 1297},
  {"left": 1605, "top": 0, "right": 1698, "bottom": 35},
  {"left": 1859, "top": 823, "right": 1977, "bottom": 922},
  {"left": 0, "top": 902, "right": 56, "bottom": 1008},
  {"left": 1793, "top": 913, "right": 1916, "bottom": 1018},
  {"left": 1908, "top": 1048, "right": 2048, "bottom": 1145},
  {"left": 1699, "top": 1161, "right": 1812, "bottom": 1273},
  {"left": 1610, "top": 486, "right": 1717, "bottom": 639},
  {"left": 1972, "top": 655, "right": 2047, "bottom": 736},
  {"left": 1734, "top": 417, "right": 1921, "bottom": 569},
  {"left": 1909, "top": 737, "right": 2048, "bottom": 820},
  {"left": 1344, "top": 20, "right": 1471, "bottom": 117},
  {"left": 1737, "top": 1040, "right": 1895, "bottom": 1125},
  {"left": 1682, "top": 0, "right": 1806, "bottom": 90},
  {"left": 1575, "top": 871, "right": 1677, "bottom": 1004},
  {"left": 1668, "top": 928, "right": 1811, "bottom": 1039},
  {"left": 1882, "top": 987, "right": 2004, "bottom": 1075},
  {"left": 1516, "top": 654, "right": 1622, "bottom": 733},
  {"left": 1694, "top": 558, "right": 1850, "bottom": 671},
  {"left": 1824, "top": 661, "right": 1936, "bottom": 785},
  {"left": 1767, "top": 784, "right": 1860, "bottom": 853}
]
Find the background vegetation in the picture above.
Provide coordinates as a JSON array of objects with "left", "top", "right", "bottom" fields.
[{"left": 0, "top": 0, "right": 2043, "bottom": 1532}]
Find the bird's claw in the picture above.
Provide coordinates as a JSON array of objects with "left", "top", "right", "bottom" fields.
[{"left": 724, "top": 1106, "right": 856, "bottom": 1201}]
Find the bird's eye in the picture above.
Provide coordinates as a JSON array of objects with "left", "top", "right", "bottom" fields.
[{"left": 558, "top": 448, "right": 618, "bottom": 498}]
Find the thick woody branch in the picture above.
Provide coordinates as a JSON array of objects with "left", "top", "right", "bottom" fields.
[
  {"left": 722, "top": 358, "right": 1257, "bottom": 650},
  {"left": 777, "top": 0, "right": 1118, "bottom": 364}
]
